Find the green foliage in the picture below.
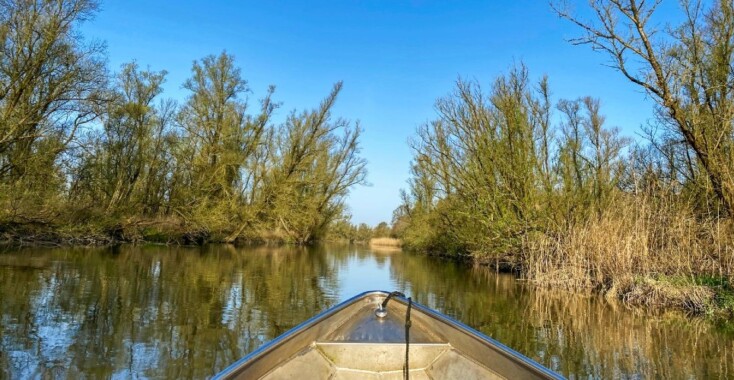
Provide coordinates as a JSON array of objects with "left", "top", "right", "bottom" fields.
[
  {"left": 0, "top": 0, "right": 106, "bottom": 223},
  {"left": 260, "top": 82, "right": 367, "bottom": 243},
  {"left": 71, "top": 62, "right": 169, "bottom": 217},
  {"left": 323, "top": 219, "right": 400, "bottom": 244},
  {"left": 373, "top": 222, "right": 390, "bottom": 238},
  {"left": 399, "top": 65, "right": 629, "bottom": 260},
  {"left": 324, "top": 219, "right": 358, "bottom": 242},
  {"left": 0, "top": 5, "right": 367, "bottom": 245},
  {"left": 355, "top": 223, "right": 373, "bottom": 243},
  {"left": 398, "top": 0, "right": 734, "bottom": 313}
]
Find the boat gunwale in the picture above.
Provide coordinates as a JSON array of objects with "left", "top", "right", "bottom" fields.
[
  {"left": 403, "top": 293, "right": 564, "bottom": 379},
  {"left": 212, "top": 291, "right": 373, "bottom": 379},
  {"left": 212, "top": 290, "right": 563, "bottom": 380}
]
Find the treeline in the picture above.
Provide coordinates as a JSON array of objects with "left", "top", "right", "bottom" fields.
[
  {"left": 0, "top": 0, "right": 366, "bottom": 244},
  {"left": 327, "top": 220, "right": 396, "bottom": 244},
  {"left": 395, "top": 0, "right": 734, "bottom": 314},
  {"left": 394, "top": 67, "right": 632, "bottom": 257}
]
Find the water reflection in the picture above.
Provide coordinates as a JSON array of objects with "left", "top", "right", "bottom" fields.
[{"left": 0, "top": 245, "right": 732, "bottom": 379}]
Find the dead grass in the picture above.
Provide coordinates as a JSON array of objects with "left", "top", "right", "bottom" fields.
[
  {"left": 369, "top": 237, "right": 403, "bottom": 248},
  {"left": 614, "top": 276, "right": 715, "bottom": 314},
  {"left": 523, "top": 195, "right": 734, "bottom": 315}
]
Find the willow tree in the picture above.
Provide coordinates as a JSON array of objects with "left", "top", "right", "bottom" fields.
[
  {"left": 554, "top": 0, "right": 734, "bottom": 216},
  {"left": 555, "top": 97, "right": 627, "bottom": 223},
  {"left": 89, "top": 63, "right": 168, "bottom": 214},
  {"left": 259, "top": 82, "right": 367, "bottom": 244},
  {"left": 0, "top": 0, "right": 105, "bottom": 220},
  {"left": 404, "top": 67, "right": 553, "bottom": 255},
  {"left": 175, "top": 52, "right": 274, "bottom": 232},
  {"left": 400, "top": 66, "right": 627, "bottom": 257}
]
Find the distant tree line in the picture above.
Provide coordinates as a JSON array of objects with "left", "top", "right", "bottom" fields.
[
  {"left": 0, "top": 0, "right": 366, "bottom": 244},
  {"left": 394, "top": 0, "right": 734, "bottom": 304},
  {"left": 326, "top": 220, "right": 396, "bottom": 244}
]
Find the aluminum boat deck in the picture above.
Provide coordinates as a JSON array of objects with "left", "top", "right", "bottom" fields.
[{"left": 214, "top": 291, "right": 562, "bottom": 379}]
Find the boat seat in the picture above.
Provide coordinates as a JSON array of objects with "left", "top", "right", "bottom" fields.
[{"left": 260, "top": 342, "right": 503, "bottom": 379}]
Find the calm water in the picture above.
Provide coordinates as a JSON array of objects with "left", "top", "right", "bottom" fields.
[{"left": 0, "top": 245, "right": 732, "bottom": 379}]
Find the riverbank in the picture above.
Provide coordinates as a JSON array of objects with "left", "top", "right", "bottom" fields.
[
  {"left": 0, "top": 216, "right": 390, "bottom": 248},
  {"left": 0, "top": 217, "right": 299, "bottom": 247},
  {"left": 523, "top": 201, "right": 734, "bottom": 319},
  {"left": 3, "top": 215, "right": 732, "bottom": 320},
  {"left": 417, "top": 199, "right": 734, "bottom": 319},
  {"left": 424, "top": 249, "right": 734, "bottom": 320},
  {"left": 369, "top": 237, "right": 402, "bottom": 248}
]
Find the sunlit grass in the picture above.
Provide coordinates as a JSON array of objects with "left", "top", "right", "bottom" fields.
[{"left": 369, "top": 237, "right": 402, "bottom": 248}]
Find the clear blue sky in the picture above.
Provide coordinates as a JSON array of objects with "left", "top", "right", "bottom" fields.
[{"left": 81, "top": 1, "right": 683, "bottom": 226}]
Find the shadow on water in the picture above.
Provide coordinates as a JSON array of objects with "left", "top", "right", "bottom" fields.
[{"left": 0, "top": 244, "right": 732, "bottom": 378}]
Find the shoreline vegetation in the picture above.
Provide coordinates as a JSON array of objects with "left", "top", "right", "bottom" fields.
[
  {"left": 1, "top": 0, "right": 733, "bottom": 320},
  {"left": 390, "top": 1, "right": 734, "bottom": 318},
  {"left": 0, "top": 1, "right": 367, "bottom": 248}
]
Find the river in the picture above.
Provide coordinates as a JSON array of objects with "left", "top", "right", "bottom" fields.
[{"left": 0, "top": 244, "right": 732, "bottom": 379}]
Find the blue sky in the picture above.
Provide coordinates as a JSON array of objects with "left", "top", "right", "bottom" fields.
[{"left": 81, "top": 1, "right": 683, "bottom": 226}]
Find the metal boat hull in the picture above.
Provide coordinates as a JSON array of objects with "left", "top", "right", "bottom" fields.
[{"left": 214, "top": 290, "right": 562, "bottom": 379}]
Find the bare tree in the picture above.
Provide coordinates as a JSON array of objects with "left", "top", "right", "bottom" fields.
[
  {"left": 0, "top": 0, "right": 106, "bottom": 224},
  {"left": 553, "top": 0, "right": 734, "bottom": 215},
  {"left": 0, "top": 0, "right": 106, "bottom": 181}
]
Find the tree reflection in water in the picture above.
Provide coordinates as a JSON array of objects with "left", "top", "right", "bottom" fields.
[{"left": 0, "top": 245, "right": 732, "bottom": 378}]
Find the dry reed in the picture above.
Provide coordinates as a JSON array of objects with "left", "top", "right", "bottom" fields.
[
  {"left": 523, "top": 195, "right": 734, "bottom": 314},
  {"left": 369, "top": 237, "right": 403, "bottom": 248}
]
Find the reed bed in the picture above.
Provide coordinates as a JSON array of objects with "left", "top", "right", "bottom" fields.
[
  {"left": 523, "top": 195, "right": 734, "bottom": 314},
  {"left": 369, "top": 237, "right": 403, "bottom": 248}
]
